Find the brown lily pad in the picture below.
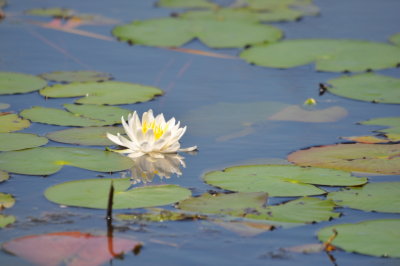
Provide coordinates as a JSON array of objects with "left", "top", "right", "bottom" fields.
[{"left": 288, "top": 143, "right": 400, "bottom": 175}]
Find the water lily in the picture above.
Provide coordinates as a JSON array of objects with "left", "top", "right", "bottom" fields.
[{"left": 107, "top": 109, "right": 197, "bottom": 158}]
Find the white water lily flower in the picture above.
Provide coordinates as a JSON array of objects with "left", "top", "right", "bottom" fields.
[{"left": 107, "top": 109, "right": 197, "bottom": 158}]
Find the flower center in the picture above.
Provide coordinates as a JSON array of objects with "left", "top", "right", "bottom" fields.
[{"left": 142, "top": 121, "right": 167, "bottom": 140}]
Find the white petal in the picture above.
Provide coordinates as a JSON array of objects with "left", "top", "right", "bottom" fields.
[
  {"left": 144, "top": 128, "right": 155, "bottom": 145},
  {"left": 155, "top": 113, "right": 165, "bottom": 125},
  {"left": 121, "top": 117, "right": 137, "bottom": 144},
  {"left": 143, "top": 109, "right": 154, "bottom": 123},
  {"left": 178, "top": 145, "right": 197, "bottom": 152},
  {"left": 153, "top": 131, "right": 172, "bottom": 150},
  {"left": 106, "top": 133, "right": 124, "bottom": 146},
  {"left": 117, "top": 133, "right": 139, "bottom": 151},
  {"left": 135, "top": 128, "right": 144, "bottom": 143},
  {"left": 163, "top": 142, "right": 180, "bottom": 153},
  {"left": 130, "top": 111, "right": 141, "bottom": 130},
  {"left": 127, "top": 151, "right": 145, "bottom": 158}
]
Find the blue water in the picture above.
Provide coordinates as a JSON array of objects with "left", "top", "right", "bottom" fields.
[{"left": 1, "top": 0, "right": 400, "bottom": 265}]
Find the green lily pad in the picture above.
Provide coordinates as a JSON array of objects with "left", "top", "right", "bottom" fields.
[
  {"left": 180, "top": 7, "right": 302, "bottom": 22},
  {"left": 178, "top": 193, "right": 339, "bottom": 224},
  {"left": 288, "top": 143, "right": 400, "bottom": 175},
  {"left": 45, "top": 178, "right": 191, "bottom": 209},
  {"left": 385, "top": 133, "right": 400, "bottom": 142},
  {"left": 185, "top": 101, "right": 348, "bottom": 140},
  {"left": 0, "top": 133, "right": 48, "bottom": 151},
  {"left": 342, "top": 117, "right": 400, "bottom": 143},
  {"left": 47, "top": 127, "right": 123, "bottom": 146},
  {"left": 238, "top": 0, "right": 313, "bottom": 11},
  {"left": 116, "top": 208, "right": 207, "bottom": 222},
  {"left": 40, "top": 81, "right": 162, "bottom": 105},
  {"left": 20, "top": 104, "right": 131, "bottom": 127},
  {"left": 318, "top": 219, "right": 400, "bottom": 258},
  {"left": 0, "top": 215, "right": 15, "bottom": 228},
  {"left": 246, "top": 197, "right": 339, "bottom": 223},
  {"left": 360, "top": 117, "right": 400, "bottom": 135},
  {"left": 327, "top": 182, "right": 400, "bottom": 213},
  {"left": 40, "top": 71, "right": 112, "bottom": 83},
  {"left": 327, "top": 73, "right": 400, "bottom": 104},
  {"left": 0, "top": 193, "right": 15, "bottom": 209},
  {"left": 25, "top": 8, "right": 75, "bottom": 18},
  {"left": 0, "top": 113, "right": 30, "bottom": 133},
  {"left": 0, "top": 103, "right": 10, "bottom": 110},
  {"left": 240, "top": 39, "right": 400, "bottom": 72},
  {"left": 0, "top": 147, "right": 134, "bottom": 175},
  {"left": 389, "top": 33, "right": 400, "bottom": 46},
  {"left": 341, "top": 135, "right": 393, "bottom": 144},
  {"left": 157, "top": 0, "right": 218, "bottom": 9},
  {"left": 204, "top": 165, "right": 366, "bottom": 197},
  {"left": 0, "top": 171, "right": 9, "bottom": 182},
  {"left": 112, "top": 17, "right": 282, "bottom": 48},
  {"left": 0, "top": 72, "right": 47, "bottom": 95},
  {"left": 177, "top": 192, "right": 268, "bottom": 216}
]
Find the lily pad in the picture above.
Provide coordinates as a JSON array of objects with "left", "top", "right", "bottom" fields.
[
  {"left": 318, "top": 219, "right": 400, "bottom": 258},
  {"left": 389, "top": 33, "right": 400, "bottom": 46},
  {"left": 178, "top": 193, "right": 339, "bottom": 224},
  {"left": 0, "top": 133, "right": 48, "bottom": 151},
  {"left": 0, "top": 113, "right": 30, "bottom": 133},
  {"left": 116, "top": 208, "right": 207, "bottom": 222},
  {"left": 0, "top": 193, "right": 15, "bottom": 209},
  {"left": 246, "top": 197, "right": 339, "bottom": 223},
  {"left": 240, "top": 39, "right": 400, "bottom": 72},
  {"left": 157, "top": 0, "right": 218, "bottom": 9},
  {"left": 177, "top": 192, "right": 268, "bottom": 216},
  {"left": 25, "top": 8, "right": 75, "bottom": 18},
  {"left": 204, "top": 165, "right": 366, "bottom": 197},
  {"left": 20, "top": 104, "right": 131, "bottom": 127},
  {"left": 0, "top": 171, "right": 9, "bottom": 182},
  {"left": 112, "top": 17, "right": 282, "bottom": 48},
  {"left": 341, "top": 135, "right": 393, "bottom": 144},
  {"left": 40, "top": 71, "right": 112, "bottom": 83},
  {"left": 360, "top": 117, "right": 400, "bottom": 135},
  {"left": 238, "top": 0, "right": 314, "bottom": 11},
  {"left": 40, "top": 81, "right": 162, "bottom": 105},
  {"left": 0, "top": 215, "right": 15, "bottom": 228},
  {"left": 327, "top": 182, "right": 400, "bottom": 213},
  {"left": 47, "top": 127, "right": 123, "bottom": 146},
  {"left": 0, "top": 147, "right": 134, "bottom": 175},
  {"left": 0, "top": 72, "right": 47, "bottom": 95},
  {"left": 45, "top": 178, "right": 191, "bottom": 209},
  {"left": 2, "top": 231, "right": 142, "bottom": 265},
  {"left": 180, "top": 7, "right": 302, "bottom": 22},
  {"left": 327, "top": 73, "right": 400, "bottom": 104},
  {"left": 287, "top": 143, "right": 400, "bottom": 175}
]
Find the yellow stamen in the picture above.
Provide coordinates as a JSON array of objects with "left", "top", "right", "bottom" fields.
[{"left": 142, "top": 121, "right": 167, "bottom": 140}]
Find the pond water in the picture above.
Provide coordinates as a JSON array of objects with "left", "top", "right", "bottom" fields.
[{"left": 0, "top": 0, "right": 400, "bottom": 265}]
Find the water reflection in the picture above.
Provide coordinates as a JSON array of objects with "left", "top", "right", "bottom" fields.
[{"left": 123, "top": 153, "right": 187, "bottom": 184}]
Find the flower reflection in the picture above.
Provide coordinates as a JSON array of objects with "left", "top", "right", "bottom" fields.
[{"left": 124, "top": 153, "right": 187, "bottom": 184}]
